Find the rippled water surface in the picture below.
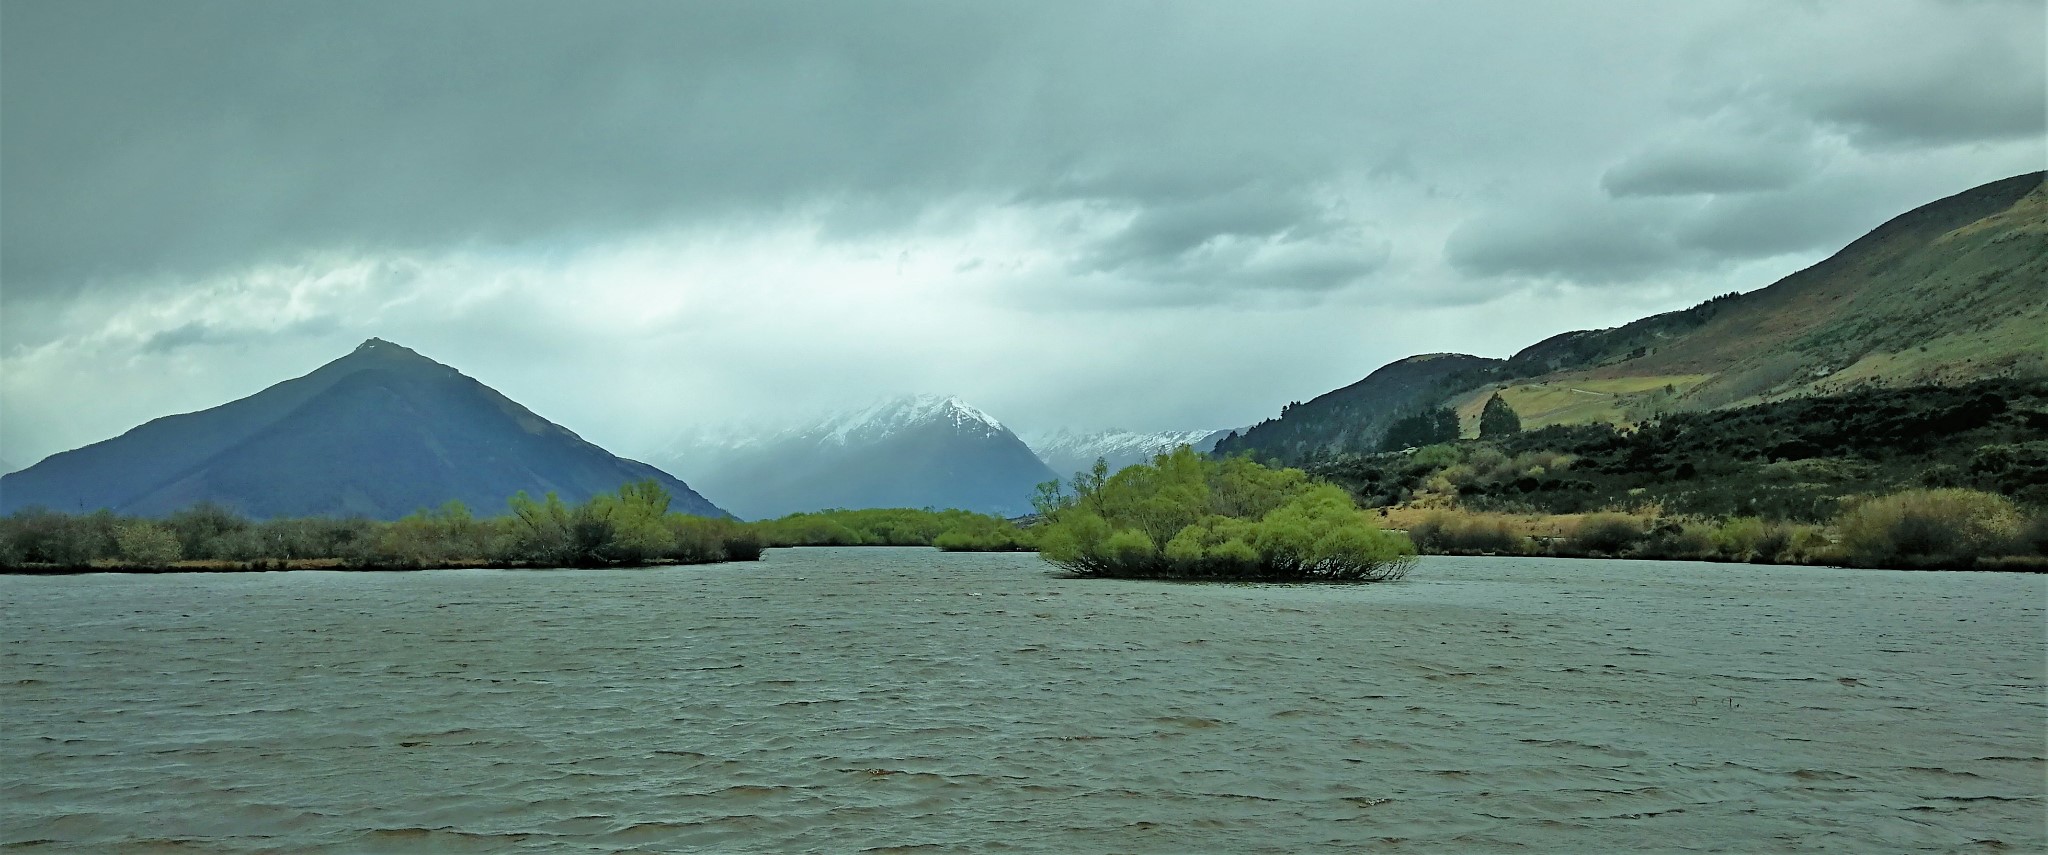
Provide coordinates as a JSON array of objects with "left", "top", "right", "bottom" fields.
[{"left": 3, "top": 550, "right": 2044, "bottom": 852}]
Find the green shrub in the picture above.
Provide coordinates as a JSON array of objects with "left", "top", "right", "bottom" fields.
[
  {"left": 1639, "top": 520, "right": 1715, "bottom": 560},
  {"left": 1566, "top": 514, "right": 1643, "bottom": 556},
  {"left": 1712, "top": 517, "right": 1766, "bottom": 560},
  {"left": 1835, "top": 488, "right": 2023, "bottom": 569},
  {"left": 0, "top": 481, "right": 761, "bottom": 571},
  {"left": 753, "top": 508, "right": 1025, "bottom": 548},
  {"left": 114, "top": 522, "right": 183, "bottom": 567},
  {"left": 1409, "top": 511, "right": 1523, "bottom": 554},
  {"left": 932, "top": 515, "right": 1034, "bottom": 552},
  {"left": 1036, "top": 448, "right": 1413, "bottom": 582},
  {"left": 2018, "top": 513, "right": 2048, "bottom": 557}
]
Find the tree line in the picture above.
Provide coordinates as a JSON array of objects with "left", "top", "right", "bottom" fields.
[{"left": 0, "top": 481, "right": 763, "bottom": 571}]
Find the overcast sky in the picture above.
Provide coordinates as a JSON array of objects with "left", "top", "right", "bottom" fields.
[{"left": 3, "top": 0, "right": 2042, "bottom": 467}]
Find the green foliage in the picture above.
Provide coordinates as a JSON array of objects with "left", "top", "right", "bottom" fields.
[
  {"left": 1036, "top": 447, "right": 1414, "bottom": 582},
  {"left": 1409, "top": 512, "right": 1521, "bottom": 554},
  {"left": 753, "top": 507, "right": 1028, "bottom": 551},
  {"left": 0, "top": 480, "right": 761, "bottom": 571},
  {"left": 1638, "top": 520, "right": 1716, "bottom": 560},
  {"left": 1381, "top": 407, "right": 1460, "bottom": 451},
  {"left": 1479, "top": 393, "right": 1522, "bottom": 438},
  {"left": 114, "top": 521, "right": 183, "bottom": 567},
  {"left": 165, "top": 503, "right": 249, "bottom": 560},
  {"left": 380, "top": 501, "right": 499, "bottom": 566},
  {"left": 933, "top": 515, "right": 1035, "bottom": 552},
  {"left": 1835, "top": 488, "right": 2023, "bottom": 569},
  {"left": 1565, "top": 514, "right": 1643, "bottom": 556}
]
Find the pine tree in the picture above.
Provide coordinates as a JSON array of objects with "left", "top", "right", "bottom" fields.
[{"left": 1479, "top": 393, "right": 1522, "bottom": 438}]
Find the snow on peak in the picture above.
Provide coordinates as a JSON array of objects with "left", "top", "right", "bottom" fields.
[
  {"left": 822, "top": 393, "right": 1006, "bottom": 445},
  {"left": 649, "top": 393, "right": 1014, "bottom": 468},
  {"left": 1026, "top": 427, "right": 1236, "bottom": 477}
]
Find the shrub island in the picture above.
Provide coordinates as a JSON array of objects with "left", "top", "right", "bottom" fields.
[{"left": 1032, "top": 448, "right": 1416, "bottom": 582}]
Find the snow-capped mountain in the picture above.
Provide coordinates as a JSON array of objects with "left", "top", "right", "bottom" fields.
[
  {"left": 649, "top": 394, "right": 1057, "bottom": 520},
  {"left": 1027, "top": 428, "right": 1236, "bottom": 480}
]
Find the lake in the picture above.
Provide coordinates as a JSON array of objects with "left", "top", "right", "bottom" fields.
[{"left": 3, "top": 550, "right": 2042, "bottom": 852}]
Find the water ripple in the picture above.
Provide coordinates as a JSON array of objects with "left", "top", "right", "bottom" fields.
[{"left": 2, "top": 550, "right": 2043, "bottom": 852}]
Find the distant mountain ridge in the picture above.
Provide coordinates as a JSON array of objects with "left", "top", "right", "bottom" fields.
[
  {"left": 1220, "top": 171, "right": 2048, "bottom": 464},
  {"left": 0, "top": 339, "right": 726, "bottom": 519},
  {"left": 651, "top": 394, "right": 1058, "bottom": 520},
  {"left": 1214, "top": 353, "right": 1503, "bottom": 461},
  {"left": 1028, "top": 427, "right": 1235, "bottom": 480}
]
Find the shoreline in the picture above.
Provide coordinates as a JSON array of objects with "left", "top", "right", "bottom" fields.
[
  {"left": 0, "top": 556, "right": 759, "bottom": 576},
  {"left": 10, "top": 547, "right": 2044, "bottom": 576}
]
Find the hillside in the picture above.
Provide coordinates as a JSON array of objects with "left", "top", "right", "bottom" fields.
[
  {"left": 0, "top": 339, "right": 725, "bottom": 519},
  {"left": 651, "top": 395, "right": 1058, "bottom": 520},
  {"left": 1212, "top": 354, "right": 1503, "bottom": 462},
  {"left": 1316, "top": 378, "right": 2048, "bottom": 521},
  {"left": 1226, "top": 172, "right": 2047, "bottom": 463}
]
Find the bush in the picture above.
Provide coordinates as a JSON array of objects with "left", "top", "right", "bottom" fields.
[
  {"left": 1835, "top": 488, "right": 2023, "bottom": 569},
  {"left": 1712, "top": 517, "right": 1766, "bottom": 560},
  {"left": 0, "top": 481, "right": 762, "bottom": 571},
  {"left": 1409, "top": 511, "right": 1523, "bottom": 554},
  {"left": 114, "top": 522, "right": 183, "bottom": 568},
  {"left": 1036, "top": 448, "right": 1414, "bottom": 582},
  {"left": 1566, "top": 513, "right": 1644, "bottom": 556},
  {"left": 165, "top": 503, "right": 250, "bottom": 560},
  {"left": 933, "top": 516, "right": 1034, "bottom": 552},
  {"left": 1639, "top": 520, "right": 1715, "bottom": 560},
  {"left": 753, "top": 508, "right": 1024, "bottom": 548},
  {"left": 2018, "top": 513, "right": 2048, "bottom": 557}
]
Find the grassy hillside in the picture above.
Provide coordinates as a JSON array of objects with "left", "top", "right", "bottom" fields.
[
  {"left": 1227, "top": 172, "right": 2046, "bottom": 464},
  {"left": 1550, "top": 171, "right": 2045, "bottom": 411},
  {"left": 1213, "top": 353, "right": 1501, "bottom": 461}
]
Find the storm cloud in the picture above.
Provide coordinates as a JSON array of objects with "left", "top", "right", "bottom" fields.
[{"left": 2, "top": 0, "right": 2041, "bottom": 466}]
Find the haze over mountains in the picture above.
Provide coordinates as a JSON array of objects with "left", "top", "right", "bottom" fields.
[
  {"left": 0, "top": 339, "right": 725, "bottom": 520},
  {"left": 1218, "top": 171, "right": 2048, "bottom": 464},
  {"left": 650, "top": 395, "right": 1060, "bottom": 520},
  {"left": 1028, "top": 428, "right": 1235, "bottom": 481}
]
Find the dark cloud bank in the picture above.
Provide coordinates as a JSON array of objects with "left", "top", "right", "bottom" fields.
[{"left": 1, "top": 0, "right": 2041, "bottom": 463}]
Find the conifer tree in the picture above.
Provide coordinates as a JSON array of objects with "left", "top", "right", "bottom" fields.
[{"left": 1479, "top": 393, "right": 1522, "bottom": 438}]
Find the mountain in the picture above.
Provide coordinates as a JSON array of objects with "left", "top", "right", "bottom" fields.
[
  {"left": 1029, "top": 428, "right": 1236, "bottom": 480},
  {"left": 1213, "top": 353, "right": 1504, "bottom": 461},
  {"left": 0, "top": 339, "right": 725, "bottom": 519},
  {"left": 651, "top": 394, "right": 1058, "bottom": 520},
  {"left": 1222, "top": 171, "right": 2048, "bottom": 465}
]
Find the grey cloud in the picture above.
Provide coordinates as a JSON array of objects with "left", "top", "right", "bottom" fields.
[
  {"left": 1671, "top": 169, "right": 1992, "bottom": 259},
  {"left": 140, "top": 315, "right": 342, "bottom": 355},
  {"left": 1444, "top": 199, "right": 1688, "bottom": 284},
  {"left": 1601, "top": 121, "right": 1822, "bottom": 197},
  {"left": 139, "top": 322, "right": 228, "bottom": 355},
  {"left": 7, "top": 0, "right": 2046, "bottom": 464},
  {"left": 2, "top": 1, "right": 1074, "bottom": 294},
  {"left": 1680, "top": 0, "right": 2045, "bottom": 151},
  {"left": 1077, "top": 184, "right": 1328, "bottom": 272},
  {"left": 1452, "top": 163, "right": 2013, "bottom": 284},
  {"left": 1797, "top": 70, "right": 2047, "bottom": 149},
  {"left": 10, "top": 0, "right": 2031, "bottom": 307}
]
